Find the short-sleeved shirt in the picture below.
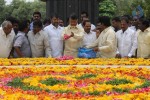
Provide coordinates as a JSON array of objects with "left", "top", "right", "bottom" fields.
[{"left": 13, "top": 31, "right": 31, "bottom": 58}]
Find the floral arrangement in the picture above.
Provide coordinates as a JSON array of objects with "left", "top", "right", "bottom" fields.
[
  {"left": 0, "top": 65, "right": 150, "bottom": 100},
  {"left": 0, "top": 58, "right": 150, "bottom": 66}
]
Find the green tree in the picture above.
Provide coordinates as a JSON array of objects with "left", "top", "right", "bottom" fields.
[
  {"left": 99, "top": 0, "right": 116, "bottom": 18},
  {"left": 0, "top": 0, "right": 46, "bottom": 24},
  {"left": 0, "top": 0, "right": 6, "bottom": 24}
]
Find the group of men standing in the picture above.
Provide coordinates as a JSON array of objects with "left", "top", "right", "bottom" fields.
[{"left": 0, "top": 11, "right": 150, "bottom": 58}]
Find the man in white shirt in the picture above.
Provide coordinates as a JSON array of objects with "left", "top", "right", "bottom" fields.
[
  {"left": 78, "top": 11, "right": 96, "bottom": 31},
  {"left": 82, "top": 20, "right": 97, "bottom": 46},
  {"left": 44, "top": 14, "right": 64, "bottom": 57},
  {"left": 116, "top": 17, "right": 137, "bottom": 58},
  {"left": 137, "top": 19, "right": 150, "bottom": 58},
  {"left": 86, "top": 16, "right": 117, "bottom": 58},
  {"left": 0, "top": 21, "right": 15, "bottom": 58},
  {"left": 62, "top": 13, "right": 84, "bottom": 57},
  {"left": 28, "top": 20, "right": 51, "bottom": 58}
]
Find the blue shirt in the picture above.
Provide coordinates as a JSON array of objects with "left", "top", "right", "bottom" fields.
[{"left": 13, "top": 31, "right": 31, "bottom": 58}]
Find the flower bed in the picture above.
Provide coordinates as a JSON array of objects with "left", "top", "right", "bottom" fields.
[{"left": 0, "top": 65, "right": 150, "bottom": 100}]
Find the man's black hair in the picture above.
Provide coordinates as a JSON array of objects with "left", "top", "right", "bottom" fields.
[
  {"left": 81, "top": 11, "right": 89, "bottom": 17},
  {"left": 121, "top": 17, "right": 129, "bottom": 24},
  {"left": 33, "top": 11, "right": 41, "bottom": 17},
  {"left": 19, "top": 20, "right": 29, "bottom": 31},
  {"left": 139, "top": 18, "right": 150, "bottom": 28},
  {"left": 33, "top": 20, "right": 43, "bottom": 28},
  {"left": 98, "top": 16, "right": 111, "bottom": 27},
  {"left": 50, "top": 13, "right": 59, "bottom": 19},
  {"left": 70, "top": 13, "right": 78, "bottom": 20},
  {"left": 112, "top": 17, "right": 121, "bottom": 22}
]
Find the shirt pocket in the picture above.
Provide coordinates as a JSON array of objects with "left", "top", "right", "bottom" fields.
[
  {"left": 36, "top": 40, "right": 44, "bottom": 49},
  {"left": 124, "top": 37, "right": 131, "bottom": 45},
  {"left": 144, "top": 36, "right": 150, "bottom": 44}
]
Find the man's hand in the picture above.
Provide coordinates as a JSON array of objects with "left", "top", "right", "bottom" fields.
[
  {"left": 124, "top": 56, "right": 129, "bottom": 58},
  {"left": 70, "top": 32, "right": 74, "bottom": 37},
  {"left": 93, "top": 47, "right": 99, "bottom": 52},
  {"left": 116, "top": 54, "right": 121, "bottom": 58}
]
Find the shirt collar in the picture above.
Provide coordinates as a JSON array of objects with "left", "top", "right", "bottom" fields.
[
  {"left": 50, "top": 24, "right": 61, "bottom": 29},
  {"left": 32, "top": 30, "right": 42, "bottom": 35},
  {"left": 121, "top": 27, "right": 130, "bottom": 34},
  {"left": 68, "top": 25, "right": 78, "bottom": 29},
  {"left": 84, "top": 31, "right": 92, "bottom": 34},
  {"left": 18, "top": 31, "right": 26, "bottom": 35},
  {"left": 144, "top": 27, "right": 150, "bottom": 32},
  {"left": 102, "top": 26, "right": 111, "bottom": 33}
]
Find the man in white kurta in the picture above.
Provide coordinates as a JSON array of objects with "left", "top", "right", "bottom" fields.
[
  {"left": 44, "top": 14, "right": 63, "bottom": 57},
  {"left": 82, "top": 21, "right": 97, "bottom": 46},
  {"left": 62, "top": 14, "right": 84, "bottom": 57},
  {"left": 116, "top": 18, "right": 137, "bottom": 58},
  {"left": 86, "top": 16, "right": 117, "bottom": 58},
  {"left": 137, "top": 19, "right": 150, "bottom": 58},
  {"left": 0, "top": 21, "right": 15, "bottom": 58},
  {"left": 78, "top": 17, "right": 96, "bottom": 31}
]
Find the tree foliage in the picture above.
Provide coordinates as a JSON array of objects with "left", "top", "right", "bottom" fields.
[
  {"left": 99, "top": 0, "right": 150, "bottom": 18},
  {"left": 99, "top": 0, "right": 116, "bottom": 18},
  {"left": 0, "top": 0, "right": 46, "bottom": 24}
]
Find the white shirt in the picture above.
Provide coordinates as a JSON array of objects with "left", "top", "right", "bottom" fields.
[
  {"left": 86, "top": 27, "right": 117, "bottom": 58},
  {"left": 137, "top": 27, "right": 150, "bottom": 58},
  {"left": 116, "top": 27, "right": 137, "bottom": 57},
  {"left": 0, "top": 27, "right": 15, "bottom": 58},
  {"left": 44, "top": 24, "right": 63, "bottom": 57},
  {"left": 129, "top": 26, "right": 137, "bottom": 32},
  {"left": 83, "top": 31, "right": 97, "bottom": 46},
  {"left": 28, "top": 30, "right": 51, "bottom": 58},
  {"left": 78, "top": 23, "right": 96, "bottom": 31}
]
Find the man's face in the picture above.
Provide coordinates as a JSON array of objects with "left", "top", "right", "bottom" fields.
[
  {"left": 82, "top": 17, "right": 89, "bottom": 23},
  {"left": 13, "top": 23, "right": 19, "bottom": 34},
  {"left": 84, "top": 22, "right": 91, "bottom": 33},
  {"left": 33, "top": 25, "right": 41, "bottom": 34},
  {"left": 81, "top": 14, "right": 87, "bottom": 22},
  {"left": 33, "top": 14, "right": 41, "bottom": 21},
  {"left": 112, "top": 20, "right": 118, "bottom": 28},
  {"left": 51, "top": 17, "right": 59, "bottom": 27},
  {"left": 133, "top": 18, "right": 139, "bottom": 27},
  {"left": 121, "top": 20, "right": 128, "bottom": 31},
  {"left": 98, "top": 22, "right": 105, "bottom": 31},
  {"left": 96, "top": 23, "right": 101, "bottom": 32},
  {"left": 138, "top": 21, "right": 145, "bottom": 32},
  {"left": 3, "top": 24, "right": 13, "bottom": 35},
  {"left": 59, "top": 19, "right": 64, "bottom": 27},
  {"left": 69, "top": 19, "right": 78, "bottom": 26},
  {"left": 25, "top": 23, "right": 30, "bottom": 33}
]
